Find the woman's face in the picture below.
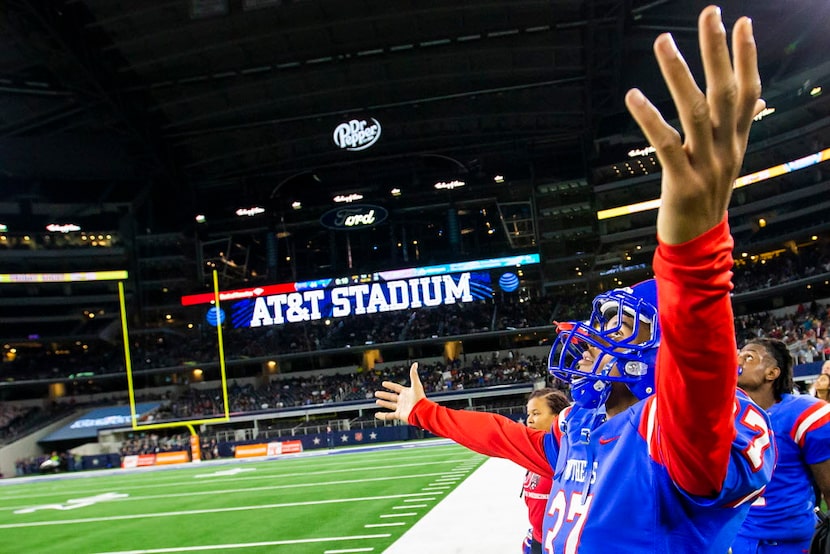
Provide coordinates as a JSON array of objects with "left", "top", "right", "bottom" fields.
[
  {"left": 816, "top": 374, "right": 830, "bottom": 392},
  {"left": 526, "top": 397, "right": 557, "bottom": 432}
]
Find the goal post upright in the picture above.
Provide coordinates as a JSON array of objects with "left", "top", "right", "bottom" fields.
[{"left": 119, "top": 269, "right": 231, "bottom": 438}]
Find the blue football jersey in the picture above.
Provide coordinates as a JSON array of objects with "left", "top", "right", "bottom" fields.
[
  {"left": 540, "top": 390, "right": 774, "bottom": 554},
  {"left": 407, "top": 220, "right": 775, "bottom": 553},
  {"left": 737, "top": 394, "right": 830, "bottom": 542}
]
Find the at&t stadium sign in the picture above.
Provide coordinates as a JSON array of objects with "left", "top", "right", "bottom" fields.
[
  {"left": 333, "top": 118, "right": 381, "bottom": 151},
  {"left": 320, "top": 204, "right": 388, "bottom": 230},
  {"left": 247, "top": 273, "right": 475, "bottom": 327},
  {"left": 179, "top": 253, "right": 541, "bottom": 329}
]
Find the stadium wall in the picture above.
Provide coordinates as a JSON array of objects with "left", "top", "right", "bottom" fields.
[{"left": 0, "top": 412, "right": 79, "bottom": 478}]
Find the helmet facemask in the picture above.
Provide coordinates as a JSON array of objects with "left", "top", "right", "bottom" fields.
[{"left": 548, "top": 280, "right": 660, "bottom": 409}]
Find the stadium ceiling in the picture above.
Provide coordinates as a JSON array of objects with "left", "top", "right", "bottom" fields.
[{"left": 0, "top": 0, "right": 829, "bottom": 233}]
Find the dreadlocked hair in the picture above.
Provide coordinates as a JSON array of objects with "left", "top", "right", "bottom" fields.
[
  {"left": 528, "top": 388, "right": 571, "bottom": 414},
  {"left": 745, "top": 337, "right": 794, "bottom": 401}
]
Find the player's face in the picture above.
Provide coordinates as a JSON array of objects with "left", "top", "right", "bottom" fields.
[
  {"left": 737, "top": 345, "right": 775, "bottom": 391},
  {"left": 577, "top": 313, "right": 646, "bottom": 377},
  {"left": 526, "top": 397, "right": 556, "bottom": 431}
]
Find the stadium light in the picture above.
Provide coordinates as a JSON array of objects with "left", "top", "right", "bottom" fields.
[
  {"left": 597, "top": 147, "right": 830, "bottom": 220},
  {"left": 235, "top": 206, "right": 265, "bottom": 217},
  {"left": 434, "top": 180, "right": 466, "bottom": 190}
]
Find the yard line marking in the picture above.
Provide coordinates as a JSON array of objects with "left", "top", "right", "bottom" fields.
[
  {"left": 323, "top": 549, "right": 375, "bottom": 553},
  {"left": 13, "top": 492, "right": 129, "bottom": 514},
  {"left": 364, "top": 523, "right": 406, "bottom": 528},
  {"left": 1, "top": 473, "right": 458, "bottom": 512},
  {"left": 380, "top": 512, "right": 417, "bottom": 517},
  {"left": 194, "top": 468, "right": 256, "bottom": 478},
  {"left": 404, "top": 497, "right": 434, "bottom": 502},
  {"left": 91, "top": 534, "right": 390, "bottom": 553},
  {"left": 0, "top": 460, "right": 475, "bottom": 502},
  {"left": 0, "top": 493, "right": 437, "bottom": 529},
  {"left": 393, "top": 504, "right": 426, "bottom": 509}
]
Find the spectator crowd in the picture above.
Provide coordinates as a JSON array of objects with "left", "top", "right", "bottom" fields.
[{"left": 2, "top": 240, "right": 829, "bottom": 453}]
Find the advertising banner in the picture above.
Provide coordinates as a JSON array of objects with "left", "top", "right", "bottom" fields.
[
  {"left": 41, "top": 403, "right": 162, "bottom": 442},
  {"left": 155, "top": 451, "right": 191, "bottom": 465},
  {"left": 190, "top": 435, "right": 201, "bottom": 463},
  {"left": 235, "top": 440, "right": 304, "bottom": 458},
  {"left": 233, "top": 443, "right": 267, "bottom": 458},
  {"left": 121, "top": 454, "right": 156, "bottom": 469},
  {"left": 121, "top": 451, "right": 190, "bottom": 468}
]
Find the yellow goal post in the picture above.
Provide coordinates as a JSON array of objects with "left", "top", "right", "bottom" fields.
[{"left": 118, "top": 269, "right": 231, "bottom": 437}]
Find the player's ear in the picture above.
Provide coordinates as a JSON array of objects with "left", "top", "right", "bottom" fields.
[{"left": 765, "top": 365, "right": 781, "bottom": 382}]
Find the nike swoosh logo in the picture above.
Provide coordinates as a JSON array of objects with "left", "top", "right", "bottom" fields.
[{"left": 598, "top": 436, "right": 620, "bottom": 445}]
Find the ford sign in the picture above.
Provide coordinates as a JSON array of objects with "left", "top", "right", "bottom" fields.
[
  {"left": 320, "top": 204, "right": 388, "bottom": 230},
  {"left": 333, "top": 118, "right": 382, "bottom": 151}
]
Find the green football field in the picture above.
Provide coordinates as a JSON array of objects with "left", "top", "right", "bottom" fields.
[{"left": 0, "top": 440, "right": 486, "bottom": 554}]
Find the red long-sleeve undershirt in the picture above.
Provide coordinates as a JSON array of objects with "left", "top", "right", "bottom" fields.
[
  {"left": 409, "top": 217, "right": 737, "bottom": 497},
  {"left": 652, "top": 216, "right": 737, "bottom": 496}
]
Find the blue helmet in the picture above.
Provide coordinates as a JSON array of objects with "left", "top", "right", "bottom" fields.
[{"left": 548, "top": 279, "right": 660, "bottom": 409}]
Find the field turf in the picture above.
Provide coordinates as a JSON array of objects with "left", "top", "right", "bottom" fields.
[{"left": 0, "top": 440, "right": 486, "bottom": 554}]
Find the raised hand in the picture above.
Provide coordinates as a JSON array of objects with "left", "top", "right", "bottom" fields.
[
  {"left": 625, "top": 5, "right": 764, "bottom": 245},
  {"left": 374, "top": 362, "right": 426, "bottom": 422}
]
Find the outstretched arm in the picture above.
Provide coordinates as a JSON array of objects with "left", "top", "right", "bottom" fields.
[
  {"left": 626, "top": 6, "right": 764, "bottom": 496},
  {"left": 375, "top": 363, "right": 553, "bottom": 476}
]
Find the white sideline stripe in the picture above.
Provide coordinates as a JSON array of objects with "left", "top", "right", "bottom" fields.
[
  {"left": 364, "top": 523, "right": 406, "bottom": 528},
  {"left": 394, "top": 504, "right": 427, "bottom": 509},
  {"left": 384, "top": 458, "right": 527, "bottom": 554},
  {"left": 92, "top": 534, "right": 390, "bottom": 554},
  {"left": 0, "top": 493, "right": 436, "bottom": 529},
  {"left": 404, "top": 498, "right": 434, "bottom": 502},
  {"left": 380, "top": 513, "right": 417, "bottom": 518},
  {"left": 323, "top": 549, "right": 375, "bottom": 553}
]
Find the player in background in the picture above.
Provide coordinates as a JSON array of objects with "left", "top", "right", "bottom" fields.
[
  {"left": 733, "top": 338, "right": 830, "bottom": 554},
  {"left": 520, "top": 389, "right": 570, "bottom": 554},
  {"left": 808, "top": 360, "right": 830, "bottom": 397},
  {"left": 814, "top": 374, "right": 830, "bottom": 402},
  {"left": 375, "top": 5, "right": 775, "bottom": 552}
]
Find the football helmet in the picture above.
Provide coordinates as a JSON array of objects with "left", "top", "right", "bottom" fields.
[{"left": 548, "top": 279, "right": 660, "bottom": 408}]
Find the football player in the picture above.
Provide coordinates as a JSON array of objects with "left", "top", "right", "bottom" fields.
[
  {"left": 733, "top": 338, "right": 830, "bottom": 553},
  {"left": 375, "top": 6, "right": 776, "bottom": 552}
]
